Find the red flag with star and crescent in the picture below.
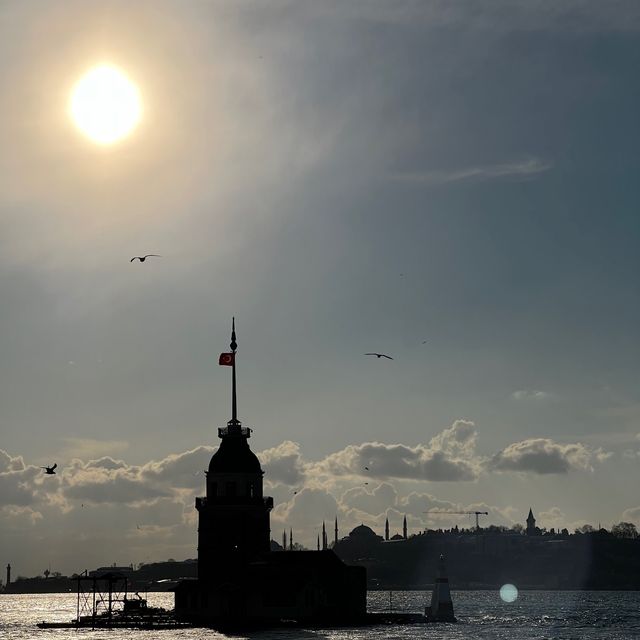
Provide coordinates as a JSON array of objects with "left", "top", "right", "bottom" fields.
[{"left": 219, "top": 352, "right": 235, "bottom": 366}]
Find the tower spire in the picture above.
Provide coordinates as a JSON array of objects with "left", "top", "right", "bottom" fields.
[{"left": 231, "top": 317, "right": 238, "bottom": 424}]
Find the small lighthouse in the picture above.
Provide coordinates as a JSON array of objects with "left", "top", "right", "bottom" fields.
[{"left": 425, "top": 554, "right": 456, "bottom": 622}]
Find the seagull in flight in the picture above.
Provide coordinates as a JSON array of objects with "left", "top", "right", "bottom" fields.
[
  {"left": 130, "top": 255, "right": 161, "bottom": 263},
  {"left": 365, "top": 353, "right": 393, "bottom": 360},
  {"left": 41, "top": 463, "right": 57, "bottom": 475}
]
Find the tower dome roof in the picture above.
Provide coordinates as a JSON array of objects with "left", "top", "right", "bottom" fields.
[{"left": 208, "top": 432, "right": 262, "bottom": 474}]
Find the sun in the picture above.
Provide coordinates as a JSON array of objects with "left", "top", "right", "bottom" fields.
[{"left": 70, "top": 65, "right": 142, "bottom": 145}]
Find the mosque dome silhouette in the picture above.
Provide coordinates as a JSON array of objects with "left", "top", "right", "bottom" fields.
[{"left": 349, "top": 524, "right": 378, "bottom": 539}]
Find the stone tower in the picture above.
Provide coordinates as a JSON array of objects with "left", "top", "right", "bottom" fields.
[
  {"left": 526, "top": 508, "right": 536, "bottom": 536},
  {"left": 196, "top": 320, "right": 273, "bottom": 577}
]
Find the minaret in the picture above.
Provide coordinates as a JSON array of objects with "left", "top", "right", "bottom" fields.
[
  {"left": 334, "top": 516, "right": 338, "bottom": 546},
  {"left": 6, "top": 564, "right": 10, "bottom": 587},
  {"left": 195, "top": 320, "right": 274, "bottom": 577},
  {"left": 289, "top": 528, "right": 293, "bottom": 551},
  {"left": 283, "top": 530, "right": 287, "bottom": 550},
  {"left": 403, "top": 515, "right": 408, "bottom": 539},
  {"left": 385, "top": 517, "right": 389, "bottom": 541},
  {"left": 322, "top": 521, "right": 327, "bottom": 550},
  {"left": 317, "top": 534, "right": 320, "bottom": 551}
]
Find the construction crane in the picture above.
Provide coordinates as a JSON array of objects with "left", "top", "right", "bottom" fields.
[{"left": 424, "top": 510, "right": 489, "bottom": 531}]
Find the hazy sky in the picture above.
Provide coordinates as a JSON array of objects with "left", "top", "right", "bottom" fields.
[{"left": 1, "top": 0, "right": 640, "bottom": 577}]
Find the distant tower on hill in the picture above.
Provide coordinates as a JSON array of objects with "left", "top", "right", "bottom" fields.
[
  {"left": 6, "top": 564, "right": 10, "bottom": 587},
  {"left": 322, "top": 521, "right": 327, "bottom": 550},
  {"left": 526, "top": 508, "right": 537, "bottom": 535},
  {"left": 334, "top": 516, "right": 338, "bottom": 545},
  {"left": 385, "top": 517, "right": 389, "bottom": 541},
  {"left": 403, "top": 515, "right": 408, "bottom": 539}
]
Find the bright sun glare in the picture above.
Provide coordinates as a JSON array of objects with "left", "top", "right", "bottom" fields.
[{"left": 70, "top": 65, "right": 142, "bottom": 145}]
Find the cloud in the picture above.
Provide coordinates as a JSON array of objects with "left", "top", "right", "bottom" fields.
[
  {"left": 511, "top": 389, "right": 553, "bottom": 401},
  {"left": 0, "top": 425, "right": 613, "bottom": 575},
  {"left": 310, "top": 420, "right": 481, "bottom": 482},
  {"left": 61, "top": 438, "right": 130, "bottom": 460},
  {"left": 392, "top": 157, "right": 551, "bottom": 186},
  {"left": 272, "top": 487, "right": 339, "bottom": 529},
  {"left": 139, "top": 446, "right": 214, "bottom": 490},
  {"left": 0, "top": 449, "right": 26, "bottom": 472},
  {"left": 85, "top": 457, "right": 129, "bottom": 471},
  {"left": 0, "top": 451, "right": 39, "bottom": 506},
  {"left": 400, "top": 491, "right": 459, "bottom": 518},
  {"left": 340, "top": 483, "right": 398, "bottom": 516},
  {"left": 0, "top": 505, "right": 43, "bottom": 528},
  {"left": 622, "top": 506, "right": 640, "bottom": 524},
  {"left": 487, "top": 438, "right": 597, "bottom": 474},
  {"left": 539, "top": 506, "right": 566, "bottom": 526},
  {"left": 59, "top": 446, "right": 220, "bottom": 505},
  {"left": 0, "top": 468, "right": 39, "bottom": 506},
  {"left": 429, "top": 419, "right": 478, "bottom": 457},
  {"left": 63, "top": 473, "right": 170, "bottom": 505},
  {"left": 260, "top": 441, "right": 306, "bottom": 487},
  {"left": 311, "top": 1, "right": 640, "bottom": 33}
]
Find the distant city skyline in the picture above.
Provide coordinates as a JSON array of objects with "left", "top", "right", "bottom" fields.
[{"left": 2, "top": 0, "right": 640, "bottom": 576}]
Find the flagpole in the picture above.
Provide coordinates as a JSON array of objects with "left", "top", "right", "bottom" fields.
[{"left": 230, "top": 317, "right": 238, "bottom": 424}]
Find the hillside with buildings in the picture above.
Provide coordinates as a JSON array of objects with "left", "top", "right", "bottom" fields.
[
  {"left": 331, "top": 511, "right": 640, "bottom": 590},
  {"left": 4, "top": 510, "right": 639, "bottom": 593}
]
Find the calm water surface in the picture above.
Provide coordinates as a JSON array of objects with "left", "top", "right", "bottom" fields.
[{"left": 1, "top": 591, "right": 639, "bottom": 639}]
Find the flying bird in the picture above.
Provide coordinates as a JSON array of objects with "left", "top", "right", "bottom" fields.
[
  {"left": 41, "top": 464, "right": 57, "bottom": 475},
  {"left": 130, "top": 255, "right": 161, "bottom": 263},
  {"left": 364, "top": 467, "right": 369, "bottom": 471},
  {"left": 365, "top": 353, "right": 393, "bottom": 360}
]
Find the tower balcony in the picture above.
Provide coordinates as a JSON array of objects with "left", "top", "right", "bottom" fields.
[{"left": 218, "top": 424, "right": 252, "bottom": 438}]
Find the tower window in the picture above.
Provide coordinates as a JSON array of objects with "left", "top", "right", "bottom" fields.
[
  {"left": 226, "top": 482, "right": 236, "bottom": 497},
  {"left": 210, "top": 482, "right": 218, "bottom": 496},
  {"left": 248, "top": 483, "right": 254, "bottom": 497}
]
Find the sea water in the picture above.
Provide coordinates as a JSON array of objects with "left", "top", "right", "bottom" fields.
[{"left": 2, "top": 591, "right": 640, "bottom": 639}]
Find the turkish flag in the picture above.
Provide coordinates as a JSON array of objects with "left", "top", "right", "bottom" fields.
[{"left": 219, "top": 352, "right": 235, "bottom": 366}]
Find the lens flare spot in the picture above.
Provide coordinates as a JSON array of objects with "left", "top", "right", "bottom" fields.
[{"left": 499, "top": 583, "right": 518, "bottom": 603}]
